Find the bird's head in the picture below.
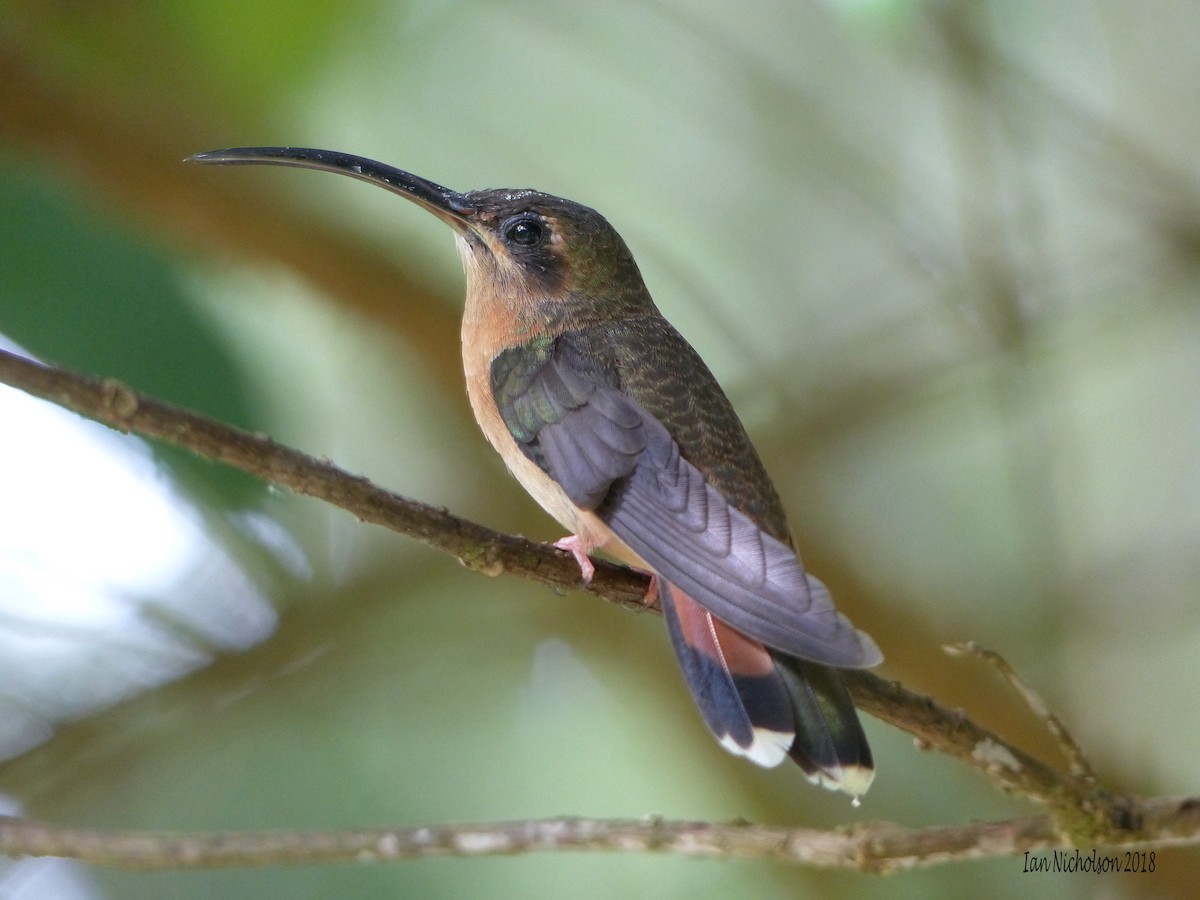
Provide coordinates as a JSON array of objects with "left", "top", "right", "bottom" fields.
[{"left": 188, "top": 147, "right": 650, "bottom": 324}]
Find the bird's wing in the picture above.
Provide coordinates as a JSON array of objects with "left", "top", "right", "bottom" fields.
[{"left": 491, "top": 332, "right": 881, "bottom": 669}]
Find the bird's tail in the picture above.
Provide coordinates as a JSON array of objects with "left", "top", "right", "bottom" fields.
[
  {"left": 774, "top": 654, "right": 874, "bottom": 798},
  {"left": 661, "top": 582, "right": 874, "bottom": 799}
]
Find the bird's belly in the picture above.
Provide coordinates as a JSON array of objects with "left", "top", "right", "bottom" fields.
[
  {"left": 505, "top": 450, "right": 612, "bottom": 544},
  {"left": 464, "top": 355, "right": 618, "bottom": 553}
]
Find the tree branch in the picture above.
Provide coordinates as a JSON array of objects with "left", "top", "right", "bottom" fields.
[
  {"left": 2, "top": 800, "right": 1198, "bottom": 873},
  {"left": 0, "top": 348, "right": 649, "bottom": 610},
  {"left": 1, "top": 347, "right": 1198, "bottom": 868}
]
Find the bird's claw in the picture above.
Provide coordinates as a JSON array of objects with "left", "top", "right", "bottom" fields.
[
  {"left": 641, "top": 573, "right": 659, "bottom": 606},
  {"left": 554, "top": 534, "right": 595, "bottom": 584}
]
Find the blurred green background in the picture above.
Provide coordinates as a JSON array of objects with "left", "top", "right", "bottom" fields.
[{"left": 1, "top": 0, "right": 1198, "bottom": 897}]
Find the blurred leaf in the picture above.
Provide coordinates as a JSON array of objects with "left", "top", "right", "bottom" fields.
[{"left": 0, "top": 159, "right": 266, "bottom": 505}]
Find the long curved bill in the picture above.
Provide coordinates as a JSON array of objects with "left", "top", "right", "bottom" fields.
[{"left": 186, "top": 147, "right": 475, "bottom": 229}]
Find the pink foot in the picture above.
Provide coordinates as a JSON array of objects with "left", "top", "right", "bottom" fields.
[
  {"left": 642, "top": 573, "right": 660, "bottom": 606},
  {"left": 554, "top": 534, "right": 595, "bottom": 584}
]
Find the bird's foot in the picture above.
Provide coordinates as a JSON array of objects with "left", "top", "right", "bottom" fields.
[
  {"left": 641, "top": 573, "right": 660, "bottom": 607},
  {"left": 553, "top": 534, "right": 596, "bottom": 584}
]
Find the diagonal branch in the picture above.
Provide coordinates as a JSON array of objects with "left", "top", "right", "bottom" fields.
[
  {"left": 1, "top": 347, "right": 1197, "bottom": 865},
  {"left": 0, "top": 347, "right": 650, "bottom": 609}
]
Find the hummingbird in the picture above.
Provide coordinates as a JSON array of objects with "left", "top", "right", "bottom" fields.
[{"left": 189, "top": 147, "right": 883, "bottom": 799}]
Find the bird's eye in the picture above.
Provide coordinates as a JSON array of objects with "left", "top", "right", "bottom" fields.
[{"left": 504, "top": 216, "right": 544, "bottom": 247}]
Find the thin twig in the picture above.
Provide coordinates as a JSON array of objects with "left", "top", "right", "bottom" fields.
[{"left": 945, "top": 641, "right": 1096, "bottom": 782}]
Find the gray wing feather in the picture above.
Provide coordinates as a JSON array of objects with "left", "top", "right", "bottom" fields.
[
  {"left": 597, "top": 409, "right": 881, "bottom": 668},
  {"left": 496, "top": 336, "right": 881, "bottom": 668},
  {"left": 533, "top": 359, "right": 644, "bottom": 509}
]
